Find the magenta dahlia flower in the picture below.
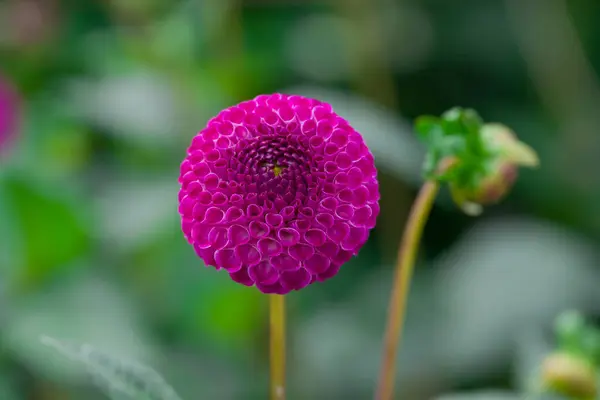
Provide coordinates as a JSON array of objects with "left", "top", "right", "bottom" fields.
[
  {"left": 0, "top": 75, "right": 19, "bottom": 155},
  {"left": 178, "top": 94, "right": 380, "bottom": 294}
]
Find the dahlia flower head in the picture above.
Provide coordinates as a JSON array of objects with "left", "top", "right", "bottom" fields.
[{"left": 178, "top": 94, "right": 380, "bottom": 294}]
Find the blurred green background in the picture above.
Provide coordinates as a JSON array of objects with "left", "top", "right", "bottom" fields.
[{"left": 1, "top": 0, "right": 600, "bottom": 399}]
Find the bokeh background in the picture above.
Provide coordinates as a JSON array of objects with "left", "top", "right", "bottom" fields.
[{"left": 1, "top": 0, "right": 600, "bottom": 399}]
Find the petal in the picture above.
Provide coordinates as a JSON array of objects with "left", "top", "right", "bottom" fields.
[
  {"left": 304, "top": 229, "right": 327, "bottom": 247},
  {"left": 327, "top": 221, "right": 350, "bottom": 242},
  {"left": 228, "top": 224, "right": 250, "bottom": 246},
  {"left": 304, "top": 253, "right": 331, "bottom": 274},
  {"left": 203, "top": 207, "right": 225, "bottom": 224},
  {"left": 235, "top": 244, "right": 261, "bottom": 266},
  {"left": 317, "top": 262, "right": 341, "bottom": 281},
  {"left": 191, "top": 223, "right": 211, "bottom": 249},
  {"left": 277, "top": 228, "right": 301, "bottom": 247},
  {"left": 272, "top": 253, "right": 300, "bottom": 271},
  {"left": 280, "top": 269, "right": 311, "bottom": 291},
  {"left": 214, "top": 248, "right": 242, "bottom": 272},
  {"left": 208, "top": 226, "right": 228, "bottom": 249},
  {"left": 258, "top": 237, "right": 283, "bottom": 257},
  {"left": 288, "top": 243, "right": 315, "bottom": 261},
  {"left": 249, "top": 221, "right": 270, "bottom": 238},
  {"left": 249, "top": 260, "right": 279, "bottom": 285},
  {"left": 230, "top": 268, "right": 253, "bottom": 286}
]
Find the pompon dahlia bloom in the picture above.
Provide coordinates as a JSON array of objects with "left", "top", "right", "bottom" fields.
[
  {"left": 178, "top": 94, "right": 380, "bottom": 294},
  {"left": 0, "top": 75, "right": 19, "bottom": 155}
]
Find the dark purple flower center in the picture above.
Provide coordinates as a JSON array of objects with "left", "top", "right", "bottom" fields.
[{"left": 229, "top": 135, "right": 318, "bottom": 207}]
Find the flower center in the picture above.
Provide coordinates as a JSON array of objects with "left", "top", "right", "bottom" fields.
[
  {"left": 229, "top": 134, "right": 317, "bottom": 207},
  {"left": 260, "top": 162, "right": 286, "bottom": 177},
  {"left": 272, "top": 164, "right": 284, "bottom": 177}
]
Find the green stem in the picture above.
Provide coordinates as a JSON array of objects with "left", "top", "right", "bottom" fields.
[
  {"left": 375, "top": 180, "right": 440, "bottom": 400},
  {"left": 270, "top": 294, "right": 286, "bottom": 400}
]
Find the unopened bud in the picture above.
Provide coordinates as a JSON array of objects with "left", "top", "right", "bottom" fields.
[
  {"left": 448, "top": 124, "right": 538, "bottom": 215},
  {"left": 541, "top": 352, "right": 597, "bottom": 399}
]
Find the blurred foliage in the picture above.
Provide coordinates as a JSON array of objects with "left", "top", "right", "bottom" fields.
[{"left": 2, "top": 0, "right": 600, "bottom": 399}]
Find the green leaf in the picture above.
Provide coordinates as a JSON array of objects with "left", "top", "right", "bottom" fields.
[
  {"left": 414, "top": 115, "right": 443, "bottom": 145},
  {"left": 0, "top": 173, "right": 90, "bottom": 290},
  {"left": 460, "top": 108, "right": 484, "bottom": 136},
  {"left": 440, "top": 107, "right": 465, "bottom": 136},
  {"left": 439, "top": 135, "right": 467, "bottom": 156},
  {"left": 437, "top": 108, "right": 485, "bottom": 158}
]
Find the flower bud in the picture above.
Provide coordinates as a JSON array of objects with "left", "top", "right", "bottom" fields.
[
  {"left": 541, "top": 352, "right": 598, "bottom": 399},
  {"left": 448, "top": 124, "right": 539, "bottom": 215}
]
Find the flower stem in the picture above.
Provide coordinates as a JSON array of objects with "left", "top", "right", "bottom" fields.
[
  {"left": 375, "top": 180, "right": 440, "bottom": 400},
  {"left": 270, "top": 294, "right": 286, "bottom": 400}
]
